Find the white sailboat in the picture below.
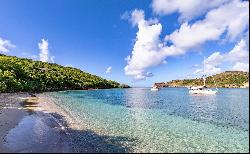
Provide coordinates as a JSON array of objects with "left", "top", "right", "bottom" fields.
[
  {"left": 189, "top": 57, "right": 218, "bottom": 95},
  {"left": 188, "top": 81, "right": 218, "bottom": 94}
]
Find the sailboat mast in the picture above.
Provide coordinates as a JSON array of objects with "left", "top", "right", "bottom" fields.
[{"left": 203, "top": 56, "right": 206, "bottom": 86}]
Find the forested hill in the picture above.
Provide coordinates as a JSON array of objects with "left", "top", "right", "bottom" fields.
[
  {"left": 0, "top": 54, "right": 130, "bottom": 92},
  {"left": 155, "top": 71, "right": 249, "bottom": 88}
]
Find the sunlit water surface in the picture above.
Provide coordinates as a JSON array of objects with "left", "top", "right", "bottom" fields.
[{"left": 48, "top": 88, "right": 249, "bottom": 152}]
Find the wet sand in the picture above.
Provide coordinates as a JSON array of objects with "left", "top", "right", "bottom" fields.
[
  {"left": 0, "top": 93, "right": 72, "bottom": 153},
  {"left": 36, "top": 93, "right": 135, "bottom": 153},
  {"left": 0, "top": 93, "right": 133, "bottom": 153}
]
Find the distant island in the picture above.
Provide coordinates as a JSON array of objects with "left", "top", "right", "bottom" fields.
[
  {"left": 0, "top": 54, "right": 130, "bottom": 93},
  {"left": 154, "top": 71, "right": 249, "bottom": 88}
]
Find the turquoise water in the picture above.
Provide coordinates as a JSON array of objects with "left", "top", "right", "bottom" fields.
[{"left": 48, "top": 88, "right": 249, "bottom": 152}]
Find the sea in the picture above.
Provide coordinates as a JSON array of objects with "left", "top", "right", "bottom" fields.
[{"left": 47, "top": 87, "right": 249, "bottom": 152}]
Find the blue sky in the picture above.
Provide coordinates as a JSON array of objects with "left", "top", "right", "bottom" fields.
[{"left": 0, "top": 0, "right": 249, "bottom": 87}]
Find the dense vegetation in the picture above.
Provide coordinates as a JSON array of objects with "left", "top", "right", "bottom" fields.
[
  {"left": 0, "top": 54, "right": 130, "bottom": 92},
  {"left": 155, "top": 71, "right": 249, "bottom": 88}
]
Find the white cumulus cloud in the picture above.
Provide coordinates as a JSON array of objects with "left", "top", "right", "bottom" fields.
[
  {"left": 166, "top": 0, "right": 249, "bottom": 50},
  {"left": 152, "top": 0, "right": 229, "bottom": 22},
  {"left": 38, "top": 39, "right": 49, "bottom": 62},
  {"left": 124, "top": 0, "right": 249, "bottom": 80},
  {"left": 38, "top": 39, "right": 55, "bottom": 63},
  {"left": 106, "top": 66, "right": 112, "bottom": 74},
  {"left": 124, "top": 9, "right": 178, "bottom": 80},
  {"left": 195, "top": 39, "right": 249, "bottom": 75},
  {"left": 232, "top": 62, "right": 249, "bottom": 72},
  {"left": 0, "top": 37, "right": 15, "bottom": 53}
]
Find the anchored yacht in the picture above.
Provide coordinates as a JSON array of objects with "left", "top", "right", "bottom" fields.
[{"left": 189, "top": 57, "right": 218, "bottom": 95}]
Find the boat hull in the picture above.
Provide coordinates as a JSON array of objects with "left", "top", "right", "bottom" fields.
[
  {"left": 151, "top": 88, "right": 159, "bottom": 91},
  {"left": 189, "top": 89, "right": 217, "bottom": 94}
]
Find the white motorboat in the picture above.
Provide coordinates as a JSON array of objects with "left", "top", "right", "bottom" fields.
[{"left": 151, "top": 85, "right": 159, "bottom": 91}]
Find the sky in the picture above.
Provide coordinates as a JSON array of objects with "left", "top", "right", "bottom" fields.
[{"left": 0, "top": 0, "right": 249, "bottom": 87}]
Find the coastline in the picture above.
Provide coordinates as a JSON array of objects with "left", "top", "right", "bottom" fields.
[
  {"left": 1, "top": 89, "right": 248, "bottom": 153},
  {"left": 37, "top": 93, "right": 133, "bottom": 153},
  {"left": 0, "top": 92, "right": 73, "bottom": 152},
  {"left": 0, "top": 93, "right": 28, "bottom": 152},
  {"left": 0, "top": 92, "right": 131, "bottom": 153},
  {"left": 153, "top": 84, "right": 249, "bottom": 89},
  {"left": 37, "top": 93, "right": 79, "bottom": 130}
]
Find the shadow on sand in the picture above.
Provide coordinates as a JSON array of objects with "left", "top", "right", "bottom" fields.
[
  {"left": 16, "top": 97, "right": 138, "bottom": 153},
  {"left": 50, "top": 112, "right": 137, "bottom": 153}
]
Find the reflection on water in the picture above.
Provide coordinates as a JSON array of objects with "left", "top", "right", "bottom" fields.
[
  {"left": 4, "top": 114, "right": 70, "bottom": 153},
  {"left": 48, "top": 88, "right": 249, "bottom": 152}
]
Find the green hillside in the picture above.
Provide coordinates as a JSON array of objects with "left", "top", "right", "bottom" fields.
[
  {"left": 155, "top": 71, "right": 249, "bottom": 88},
  {"left": 0, "top": 54, "right": 129, "bottom": 92}
]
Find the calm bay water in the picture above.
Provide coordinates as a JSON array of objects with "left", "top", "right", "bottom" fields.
[{"left": 48, "top": 88, "right": 249, "bottom": 152}]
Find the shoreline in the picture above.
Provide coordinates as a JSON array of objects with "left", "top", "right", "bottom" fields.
[
  {"left": 37, "top": 93, "right": 83, "bottom": 131},
  {"left": 0, "top": 93, "right": 29, "bottom": 152},
  {"left": 153, "top": 85, "right": 249, "bottom": 89},
  {"left": 0, "top": 92, "right": 128, "bottom": 153},
  {"left": 37, "top": 93, "right": 135, "bottom": 153},
  {"left": 1, "top": 89, "right": 249, "bottom": 153},
  {"left": 0, "top": 92, "right": 73, "bottom": 152}
]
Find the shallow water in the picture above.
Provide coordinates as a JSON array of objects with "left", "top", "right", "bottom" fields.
[
  {"left": 48, "top": 88, "right": 249, "bottom": 152},
  {"left": 4, "top": 113, "right": 70, "bottom": 152}
]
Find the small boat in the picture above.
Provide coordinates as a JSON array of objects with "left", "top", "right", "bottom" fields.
[
  {"left": 189, "top": 86, "right": 217, "bottom": 94},
  {"left": 151, "top": 85, "right": 159, "bottom": 91},
  {"left": 189, "top": 57, "right": 218, "bottom": 95}
]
